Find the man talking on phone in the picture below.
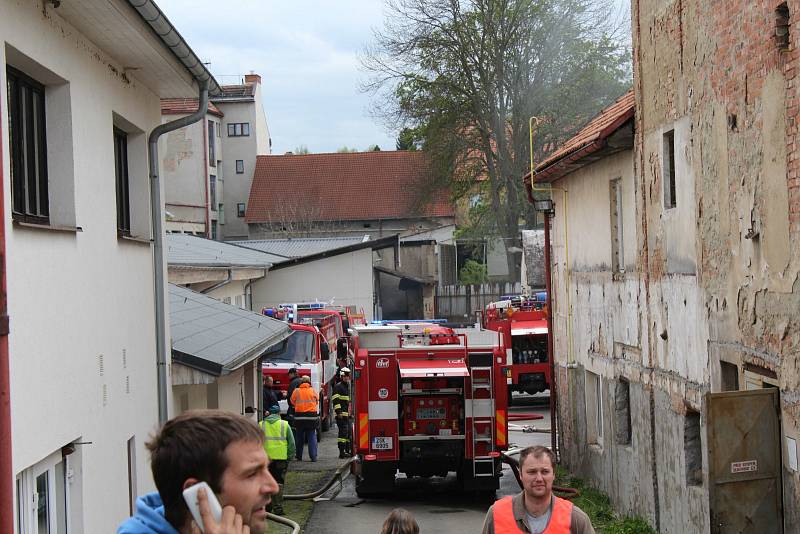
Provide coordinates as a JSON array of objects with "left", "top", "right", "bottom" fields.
[{"left": 118, "top": 410, "right": 280, "bottom": 534}]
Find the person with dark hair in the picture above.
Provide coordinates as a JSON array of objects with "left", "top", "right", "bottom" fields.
[
  {"left": 380, "top": 508, "right": 419, "bottom": 534},
  {"left": 117, "top": 410, "right": 279, "bottom": 534},
  {"left": 263, "top": 374, "right": 282, "bottom": 413},
  {"left": 482, "top": 445, "right": 595, "bottom": 534},
  {"left": 259, "top": 404, "right": 294, "bottom": 516}
]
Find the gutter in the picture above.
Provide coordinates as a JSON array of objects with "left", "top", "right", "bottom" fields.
[
  {"left": 149, "top": 81, "right": 210, "bottom": 425},
  {"left": 126, "top": 0, "right": 221, "bottom": 96},
  {"left": 200, "top": 269, "right": 232, "bottom": 294}
]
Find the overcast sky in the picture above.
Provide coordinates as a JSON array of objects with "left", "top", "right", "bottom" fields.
[
  {"left": 157, "top": 1, "right": 392, "bottom": 155},
  {"left": 158, "top": 1, "right": 630, "bottom": 156}
]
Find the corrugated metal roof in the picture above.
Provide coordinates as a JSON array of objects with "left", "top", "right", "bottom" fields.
[
  {"left": 232, "top": 236, "right": 371, "bottom": 259},
  {"left": 167, "top": 234, "right": 287, "bottom": 267},
  {"left": 169, "top": 284, "right": 291, "bottom": 375}
]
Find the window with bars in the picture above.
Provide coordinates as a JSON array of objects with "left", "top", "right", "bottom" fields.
[
  {"left": 113, "top": 127, "right": 131, "bottom": 235},
  {"left": 227, "top": 122, "right": 250, "bottom": 137},
  {"left": 7, "top": 66, "right": 49, "bottom": 223}
]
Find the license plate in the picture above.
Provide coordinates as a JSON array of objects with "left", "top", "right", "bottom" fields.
[{"left": 371, "top": 437, "right": 393, "bottom": 450}]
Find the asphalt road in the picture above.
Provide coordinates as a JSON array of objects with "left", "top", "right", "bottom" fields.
[{"left": 303, "top": 392, "right": 552, "bottom": 534}]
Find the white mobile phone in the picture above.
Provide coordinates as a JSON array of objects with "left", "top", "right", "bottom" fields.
[{"left": 182, "top": 481, "right": 223, "bottom": 533}]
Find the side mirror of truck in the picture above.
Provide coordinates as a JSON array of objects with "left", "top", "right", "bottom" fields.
[{"left": 320, "top": 342, "right": 330, "bottom": 361}]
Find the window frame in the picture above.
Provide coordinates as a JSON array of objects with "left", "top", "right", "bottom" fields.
[
  {"left": 113, "top": 127, "right": 132, "bottom": 236},
  {"left": 16, "top": 450, "right": 70, "bottom": 533},
  {"left": 210, "top": 175, "right": 217, "bottom": 211},
  {"left": 208, "top": 120, "right": 216, "bottom": 166},
  {"left": 236, "top": 202, "right": 246, "bottom": 218},
  {"left": 7, "top": 66, "right": 49, "bottom": 224},
  {"left": 235, "top": 159, "right": 244, "bottom": 174},
  {"left": 227, "top": 122, "right": 251, "bottom": 137},
  {"left": 663, "top": 129, "right": 677, "bottom": 209}
]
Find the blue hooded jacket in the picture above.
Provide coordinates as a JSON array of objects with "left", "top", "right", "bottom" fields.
[{"left": 117, "top": 493, "right": 180, "bottom": 534}]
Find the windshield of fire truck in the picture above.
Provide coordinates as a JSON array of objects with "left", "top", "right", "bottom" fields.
[{"left": 264, "top": 331, "right": 315, "bottom": 363}]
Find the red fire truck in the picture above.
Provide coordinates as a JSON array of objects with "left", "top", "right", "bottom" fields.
[
  {"left": 349, "top": 322, "right": 509, "bottom": 496},
  {"left": 261, "top": 305, "right": 344, "bottom": 431},
  {"left": 481, "top": 295, "right": 550, "bottom": 401}
]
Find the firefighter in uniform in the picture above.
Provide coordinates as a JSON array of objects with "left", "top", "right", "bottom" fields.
[
  {"left": 482, "top": 445, "right": 595, "bottom": 534},
  {"left": 332, "top": 367, "right": 352, "bottom": 458},
  {"left": 290, "top": 376, "right": 319, "bottom": 461},
  {"left": 259, "top": 404, "right": 294, "bottom": 515}
]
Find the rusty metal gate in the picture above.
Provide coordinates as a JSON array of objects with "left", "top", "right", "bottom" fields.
[{"left": 707, "top": 388, "right": 783, "bottom": 533}]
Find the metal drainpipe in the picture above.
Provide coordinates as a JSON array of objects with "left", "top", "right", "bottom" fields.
[
  {"left": 200, "top": 269, "right": 232, "bottom": 294},
  {"left": 0, "top": 96, "right": 12, "bottom": 534},
  {"left": 543, "top": 210, "right": 558, "bottom": 460},
  {"left": 150, "top": 81, "right": 209, "bottom": 424}
]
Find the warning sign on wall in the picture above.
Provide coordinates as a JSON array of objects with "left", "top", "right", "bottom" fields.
[{"left": 731, "top": 460, "right": 758, "bottom": 474}]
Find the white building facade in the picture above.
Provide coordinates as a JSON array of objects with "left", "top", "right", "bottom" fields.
[
  {"left": 1, "top": 0, "right": 218, "bottom": 531},
  {"left": 212, "top": 74, "right": 272, "bottom": 241}
]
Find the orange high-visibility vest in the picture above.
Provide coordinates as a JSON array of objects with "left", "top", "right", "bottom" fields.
[
  {"left": 492, "top": 495, "right": 572, "bottom": 533},
  {"left": 291, "top": 383, "right": 319, "bottom": 414}
]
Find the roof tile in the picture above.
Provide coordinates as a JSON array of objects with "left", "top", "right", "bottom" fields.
[
  {"left": 246, "top": 151, "right": 455, "bottom": 223},
  {"left": 536, "top": 90, "right": 634, "bottom": 172},
  {"left": 161, "top": 98, "right": 223, "bottom": 117}
]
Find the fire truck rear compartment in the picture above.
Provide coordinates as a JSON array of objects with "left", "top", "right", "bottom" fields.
[{"left": 397, "top": 376, "right": 465, "bottom": 477}]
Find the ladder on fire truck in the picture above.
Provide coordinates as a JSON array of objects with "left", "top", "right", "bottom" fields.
[{"left": 470, "top": 364, "right": 495, "bottom": 478}]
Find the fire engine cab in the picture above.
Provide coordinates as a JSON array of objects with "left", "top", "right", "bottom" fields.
[
  {"left": 349, "top": 322, "right": 508, "bottom": 496},
  {"left": 261, "top": 303, "right": 345, "bottom": 431},
  {"left": 481, "top": 294, "right": 550, "bottom": 400}
]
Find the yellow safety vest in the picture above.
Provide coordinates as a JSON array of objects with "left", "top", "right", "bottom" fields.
[{"left": 259, "top": 419, "right": 289, "bottom": 460}]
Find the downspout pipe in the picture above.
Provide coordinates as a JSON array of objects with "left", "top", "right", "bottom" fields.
[
  {"left": 0, "top": 99, "right": 12, "bottom": 534},
  {"left": 150, "top": 81, "right": 210, "bottom": 424},
  {"left": 200, "top": 269, "right": 232, "bottom": 294}
]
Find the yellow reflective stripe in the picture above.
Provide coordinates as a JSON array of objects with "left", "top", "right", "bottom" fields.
[
  {"left": 359, "top": 413, "right": 369, "bottom": 449},
  {"left": 496, "top": 410, "right": 506, "bottom": 446}
]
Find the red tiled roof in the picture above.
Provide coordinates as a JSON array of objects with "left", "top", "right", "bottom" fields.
[
  {"left": 246, "top": 151, "right": 455, "bottom": 224},
  {"left": 161, "top": 98, "right": 223, "bottom": 117},
  {"left": 532, "top": 90, "right": 634, "bottom": 182}
]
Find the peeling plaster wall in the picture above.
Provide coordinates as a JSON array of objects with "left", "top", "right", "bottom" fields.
[{"left": 631, "top": 0, "right": 800, "bottom": 530}]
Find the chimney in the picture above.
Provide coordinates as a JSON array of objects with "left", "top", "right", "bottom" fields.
[{"left": 244, "top": 72, "right": 261, "bottom": 85}]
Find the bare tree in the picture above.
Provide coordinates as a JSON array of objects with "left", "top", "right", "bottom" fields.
[{"left": 251, "top": 200, "right": 347, "bottom": 238}]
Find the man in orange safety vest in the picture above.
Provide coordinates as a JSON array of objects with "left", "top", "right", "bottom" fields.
[{"left": 482, "top": 446, "right": 595, "bottom": 534}]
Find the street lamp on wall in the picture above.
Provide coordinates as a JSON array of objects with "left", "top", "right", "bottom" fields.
[{"left": 532, "top": 198, "right": 554, "bottom": 215}]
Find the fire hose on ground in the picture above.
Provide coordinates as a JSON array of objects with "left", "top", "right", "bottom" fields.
[
  {"left": 501, "top": 449, "right": 580, "bottom": 500},
  {"left": 268, "top": 457, "right": 356, "bottom": 534}
]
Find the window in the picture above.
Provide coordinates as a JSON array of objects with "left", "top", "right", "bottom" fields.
[
  {"left": 720, "top": 361, "right": 739, "bottom": 391},
  {"left": 227, "top": 122, "right": 250, "bottom": 137},
  {"left": 585, "top": 371, "right": 603, "bottom": 445},
  {"left": 216, "top": 120, "right": 221, "bottom": 137},
  {"left": 776, "top": 3, "right": 790, "bottom": 50},
  {"left": 16, "top": 450, "right": 70, "bottom": 533},
  {"left": 7, "top": 66, "right": 49, "bottom": 223},
  {"left": 614, "top": 378, "right": 631, "bottom": 445},
  {"left": 218, "top": 203, "right": 225, "bottom": 225},
  {"left": 235, "top": 294, "right": 244, "bottom": 308},
  {"left": 211, "top": 220, "right": 218, "bottom": 240},
  {"left": 685, "top": 410, "right": 702, "bottom": 486},
  {"left": 114, "top": 127, "right": 131, "bottom": 235},
  {"left": 210, "top": 175, "right": 217, "bottom": 210},
  {"left": 208, "top": 120, "right": 216, "bottom": 165},
  {"left": 663, "top": 129, "right": 676, "bottom": 209},
  {"left": 236, "top": 159, "right": 244, "bottom": 174},
  {"left": 610, "top": 178, "right": 625, "bottom": 273},
  {"left": 237, "top": 202, "right": 246, "bottom": 217}
]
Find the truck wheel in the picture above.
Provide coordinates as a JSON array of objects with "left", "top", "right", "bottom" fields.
[{"left": 355, "top": 463, "right": 395, "bottom": 498}]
